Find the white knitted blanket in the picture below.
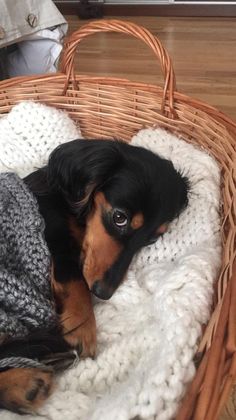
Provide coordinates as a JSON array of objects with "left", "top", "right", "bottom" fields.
[
  {"left": 0, "top": 102, "right": 222, "bottom": 420},
  {"left": 0, "top": 102, "right": 81, "bottom": 178}
]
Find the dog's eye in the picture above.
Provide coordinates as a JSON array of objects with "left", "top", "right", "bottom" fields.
[{"left": 113, "top": 209, "right": 128, "bottom": 227}]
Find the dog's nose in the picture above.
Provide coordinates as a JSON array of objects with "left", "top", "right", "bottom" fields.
[{"left": 91, "top": 281, "right": 112, "bottom": 300}]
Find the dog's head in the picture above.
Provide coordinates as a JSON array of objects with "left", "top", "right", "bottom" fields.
[{"left": 48, "top": 139, "right": 188, "bottom": 300}]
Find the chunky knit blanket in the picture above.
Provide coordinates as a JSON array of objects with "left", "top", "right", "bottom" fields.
[
  {"left": 0, "top": 101, "right": 80, "bottom": 178},
  {"left": 0, "top": 172, "right": 55, "bottom": 339},
  {"left": 0, "top": 103, "right": 222, "bottom": 420}
]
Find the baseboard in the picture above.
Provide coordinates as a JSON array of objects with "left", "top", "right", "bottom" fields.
[{"left": 55, "top": 2, "right": 236, "bottom": 17}]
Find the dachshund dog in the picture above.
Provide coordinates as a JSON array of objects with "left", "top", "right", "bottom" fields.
[{"left": 0, "top": 139, "right": 189, "bottom": 413}]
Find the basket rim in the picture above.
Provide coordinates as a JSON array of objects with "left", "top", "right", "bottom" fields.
[{"left": 1, "top": 71, "right": 236, "bottom": 133}]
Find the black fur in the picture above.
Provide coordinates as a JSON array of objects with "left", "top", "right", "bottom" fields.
[
  {"left": 25, "top": 139, "right": 189, "bottom": 298},
  {"left": 0, "top": 328, "right": 69, "bottom": 367}
]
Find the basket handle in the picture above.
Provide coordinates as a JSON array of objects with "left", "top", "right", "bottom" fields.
[{"left": 61, "top": 19, "right": 177, "bottom": 117}]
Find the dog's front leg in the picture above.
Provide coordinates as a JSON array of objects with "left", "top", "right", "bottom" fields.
[{"left": 52, "top": 275, "right": 97, "bottom": 358}]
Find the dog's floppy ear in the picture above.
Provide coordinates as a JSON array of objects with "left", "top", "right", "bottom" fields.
[
  {"left": 158, "top": 164, "right": 189, "bottom": 223},
  {"left": 47, "top": 139, "right": 122, "bottom": 216}
]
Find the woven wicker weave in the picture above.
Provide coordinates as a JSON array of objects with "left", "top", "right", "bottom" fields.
[{"left": 0, "top": 19, "right": 236, "bottom": 420}]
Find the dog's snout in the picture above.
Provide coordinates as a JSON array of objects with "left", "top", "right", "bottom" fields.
[{"left": 91, "top": 281, "right": 113, "bottom": 300}]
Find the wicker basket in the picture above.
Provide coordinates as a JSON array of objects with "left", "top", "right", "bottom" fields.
[{"left": 0, "top": 19, "right": 236, "bottom": 420}]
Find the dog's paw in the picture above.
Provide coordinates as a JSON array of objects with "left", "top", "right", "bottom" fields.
[
  {"left": 0, "top": 367, "right": 54, "bottom": 414},
  {"left": 62, "top": 312, "right": 97, "bottom": 358}
]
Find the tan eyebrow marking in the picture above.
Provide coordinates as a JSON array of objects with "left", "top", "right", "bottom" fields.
[
  {"left": 131, "top": 213, "right": 144, "bottom": 230},
  {"left": 156, "top": 223, "right": 168, "bottom": 234}
]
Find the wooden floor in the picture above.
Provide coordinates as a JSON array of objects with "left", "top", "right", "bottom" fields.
[{"left": 65, "top": 15, "right": 236, "bottom": 123}]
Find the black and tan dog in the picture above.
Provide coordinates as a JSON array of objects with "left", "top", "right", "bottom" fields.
[{"left": 0, "top": 139, "right": 188, "bottom": 413}]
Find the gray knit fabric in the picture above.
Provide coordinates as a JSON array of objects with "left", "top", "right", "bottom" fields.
[
  {"left": 0, "top": 172, "right": 56, "bottom": 338},
  {"left": 0, "top": 357, "right": 52, "bottom": 372}
]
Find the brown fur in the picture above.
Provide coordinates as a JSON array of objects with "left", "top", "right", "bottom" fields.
[
  {"left": 51, "top": 275, "right": 96, "bottom": 358},
  {"left": 131, "top": 213, "right": 144, "bottom": 230},
  {"left": 82, "top": 192, "right": 123, "bottom": 289},
  {"left": 0, "top": 368, "right": 53, "bottom": 414},
  {"left": 157, "top": 223, "right": 168, "bottom": 234}
]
